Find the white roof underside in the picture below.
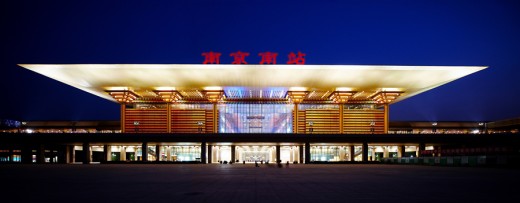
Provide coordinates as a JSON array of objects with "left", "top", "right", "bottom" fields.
[{"left": 18, "top": 64, "right": 487, "bottom": 104}]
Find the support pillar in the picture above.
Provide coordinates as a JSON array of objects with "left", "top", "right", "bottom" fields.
[
  {"left": 417, "top": 143, "right": 426, "bottom": 157},
  {"left": 371, "top": 147, "right": 376, "bottom": 161},
  {"left": 156, "top": 145, "right": 161, "bottom": 162},
  {"left": 276, "top": 145, "right": 281, "bottom": 163},
  {"left": 299, "top": 145, "right": 304, "bottom": 164},
  {"left": 121, "top": 104, "right": 126, "bottom": 133},
  {"left": 350, "top": 145, "right": 355, "bottom": 161},
  {"left": 167, "top": 104, "right": 172, "bottom": 133},
  {"left": 120, "top": 146, "right": 126, "bottom": 161},
  {"left": 362, "top": 142, "right": 368, "bottom": 162},
  {"left": 166, "top": 146, "right": 171, "bottom": 161},
  {"left": 208, "top": 145, "right": 212, "bottom": 163},
  {"left": 65, "top": 145, "right": 73, "bottom": 163},
  {"left": 142, "top": 142, "right": 148, "bottom": 162},
  {"left": 231, "top": 145, "right": 236, "bottom": 163},
  {"left": 213, "top": 103, "right": 218, "bottom": 133},
  {"left": 304, "top": 142, "right": 310, "bottom": 164},
  {"left": 201, "top": 142, "right": 207, "bottom": 164},
  {"left": 102, "top": 145, "right": 109, "bottom": 163},
  {"left": 294, "top": 103, "right": 299, "bottom": 134},
  {"left": 339, "top": 104, "right": 344, "bottom": 134},
  {"left": 383, "top": 146, "right": 389, "bottom": 158},
  {"left": 37, "top": 144, "right": 45, "bottom": 164},
  {"left": 106, "top": 145, "right": 112, "bottom": 162},
  {"left": 83, "top": 142, "right": 90, "bottom": 164},
  {"left": 134, "top": 146, "right": 138, "bottom": 161},
  {"left": 398, "top": 145, "right": 405, "bottom": 158},
  {"left": 384, "top": 104, "right": 389, "bottom": 134}
]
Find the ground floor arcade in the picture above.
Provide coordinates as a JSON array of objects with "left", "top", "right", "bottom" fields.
[{"left": 1, "top": 142, "right": 427, "bottom": 164}]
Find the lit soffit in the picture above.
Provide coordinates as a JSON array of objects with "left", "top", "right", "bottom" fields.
[{"left": 18, "top": 64, "right": 487, "bottom": 104}]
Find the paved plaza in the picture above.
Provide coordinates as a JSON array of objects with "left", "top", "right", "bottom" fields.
[{"left": 1, "top": 164, "right": 518, "bottom": 203}]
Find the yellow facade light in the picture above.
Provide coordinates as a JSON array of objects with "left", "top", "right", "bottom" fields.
[
  {"left": 153, "top": 90, "right": 183, "bottom": 103},
  {"left": 106, "top": 90, "right": 139, "bottom": 103},
  {"left": 329, "top": 91, "right": 357, "bottom": 103},
  {"left": 287, "top": 91, "right": 308, "bottom": 103},
  {"left": 371, "top": 91, "right": 403, "bottom": 104}
]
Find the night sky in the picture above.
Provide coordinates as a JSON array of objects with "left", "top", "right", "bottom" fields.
[{"left": 1, "top": 0, "right": 519, "bottom": 122}]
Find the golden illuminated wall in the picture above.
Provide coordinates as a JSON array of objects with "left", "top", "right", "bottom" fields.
[
  {"left": 303, "top": 109, "right": 340, "bottom": 134},
  {"left": 294, "top": 104, "right": 386, "bottom": 134},
  {"left": 124, "top": 109, "right": 168, "bottom": 133},
  {"left": 123, "top": 106, "right": 216, "bottom": 133},
  {"left": 343, "top": 109, "right": 384, "bottom": 134},
  {"left": 171, "top": 109, "right": 216, "bottom": 133},
  {"left": 123, "top": 103, "right": 384, "bottom": 134}
]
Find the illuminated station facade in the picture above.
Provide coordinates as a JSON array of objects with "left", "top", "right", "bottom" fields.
[{"left": 8, "top": 64, "right": 490, "bottom": 164}]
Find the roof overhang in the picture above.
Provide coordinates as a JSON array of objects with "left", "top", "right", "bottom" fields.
[{"left": 18, "top": 64, "right": 487, "bottom": 104}]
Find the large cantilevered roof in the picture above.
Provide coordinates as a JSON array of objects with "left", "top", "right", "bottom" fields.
[{"left": 18, "top": 64, "right": 486, "bottom": 104}]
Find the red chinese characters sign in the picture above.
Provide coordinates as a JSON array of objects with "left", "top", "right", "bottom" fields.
[
  {"left": 201, "top": 51, "right": 305, "bottom": 64},
  {"left": 202, "top": 51, "right": 221, "bottom": 64},
  {"left": 230, "top": 51, "right": 249, "bottom": 64}
]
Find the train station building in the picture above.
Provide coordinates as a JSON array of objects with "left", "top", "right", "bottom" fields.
[{"left": 3, "top": 64, "right": 508, "bottom": 164}]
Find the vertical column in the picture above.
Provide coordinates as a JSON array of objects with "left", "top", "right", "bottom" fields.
[
  {"left": 371, "top": 147, "right": 376, "bottom": 161},
  {"left": 276, "top": 145, "right": 281, "bottom": 163},
  {"left": 106, "top": 145, "right": 112, "bottom": 162},
  {"left": 213, "top": 103, "right": 218, "bottom": 133},
  {"left": 120, "top": 146, "right": 126, "bottom": 161},
  {"left": 208, "top": 145, "right": 212, "bottom": 163},
  {"left": 65, "top": 145, "right": 73, "bottom": 163},
  {"left": 299, "top": 145, "right": 304, "bottom": 164},
  {"left": 417, "top": 143, "right": 426, "bottom": 157},
  {"left": 64, "top": 145, "right": 74, "bottom": 164},
  {"left": 362, "top": 142, "right": 368, "bottom": 162},
  {"left": 231, "top": 145, "right": 236, "bottom": 163},
  {"left": 83, "top": 142, "right": 90, "bottom": 164},
  {"left": 102, "top": 144, "right": 109, "bottom": 163},
  {"left": 216, "top": 147, "right": 220, "bottom": 162},
  {"left": 167, "top": 103, "right": 172, "bottom": 133},
  {"left": 339, "top": 104, "right": 344, "bottom": 134},
  {"left": 166, "top": 146, "right": 171, "bottom": 161},
  {"left": 37, "top": 144, "right": 45, "bottom": 164},
  {"left": 398, "top": 145, "right": 405, "bottom": 158},
  {"left": 350, "top": 145, "right": 355, "bottom": 161},
  {"left": 290, "top": 147, "right": 294, "bottom": 163},
  {"left": 200, "top": 142, "right": 207, "bottom": 163},
  {"left": 383, "top": 146, "right": 389, "bottom": 158},
  {"left": 271, "top": 147, "right": 276, "bottom": 162},
  {"left": 134, "top": 146, "right": 139, "bottom": 161},
  {"left": 304, "top": 142, "right": 310, "bottom": 164},
  {"left": 142, "top": 142, "right": 148, "bottom": 162},
  {"left": 121, "top": 104, "right": 126, "bottom": 133},
  {"left": 384, "top": 104, "right": 389, "bottom": 134},
  {"left": 156, "top": 145, "right": 161, "bottom": 162},
  {"left": 294, "top": 103, "right": 299, "bottom": 134}
]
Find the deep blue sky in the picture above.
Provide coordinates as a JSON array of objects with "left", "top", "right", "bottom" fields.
[{"left": 1, "top": 0, "right": 519, "bottom": 122}]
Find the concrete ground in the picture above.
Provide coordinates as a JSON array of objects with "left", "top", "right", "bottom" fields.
[{"left": 0, "top": 164, "right": 518, "bottom": 203}]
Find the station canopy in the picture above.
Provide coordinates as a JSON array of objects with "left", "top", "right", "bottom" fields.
[{"left": 19, "top": 64, "right": 486, "bottom": 104}]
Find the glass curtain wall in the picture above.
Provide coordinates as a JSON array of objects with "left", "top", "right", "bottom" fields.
[{"left": 218, "top": 103, "right": 293, "bottom": 133}]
